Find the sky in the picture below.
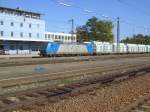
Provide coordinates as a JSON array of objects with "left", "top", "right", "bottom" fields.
[{"left": 0, "top": 0, "right": 150, "bottom": 40}]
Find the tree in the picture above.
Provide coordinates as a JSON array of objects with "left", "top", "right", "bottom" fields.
[
  {"left": 76, "top": 16, "right": 114, "bottom": 42},
  {"left": 121, "top": 34, "right": 150, "bottom": 45},
  {"left": 76, "top": 25, "right": 89, "bottom": 42}
]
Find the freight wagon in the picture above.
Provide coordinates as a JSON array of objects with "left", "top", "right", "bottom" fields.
[
  {"left": 40, "top": 42, "right": 94, "bottom": 56},
  {"left": 40, "top": 41, "right": 150, "bottom": 56}
]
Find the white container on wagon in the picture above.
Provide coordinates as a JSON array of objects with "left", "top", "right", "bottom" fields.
[
  {"left": 93, "top": 41, "right": 113, "bottom": 54},
  {"left": 138, "top": 44, "right": 147, "bottom": 53},
  {"left": 112, "top": 43, "right": 127, "bottom": 53},
  {"left": 127, "top": 44, "right": 139, "bottom": 53}
]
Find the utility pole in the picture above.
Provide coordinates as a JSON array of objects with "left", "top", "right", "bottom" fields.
[
  {"left": 69, "top": 19, "right": 74, "bottom": 42},
  {"left": 132, "top": 27, "right": 135, "bottom": 36},
  {"left": 117, "top": 17, "right": 120, "bottom": 53}
]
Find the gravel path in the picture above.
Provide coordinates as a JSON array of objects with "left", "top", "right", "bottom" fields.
[{"left": 17, "top": 74, "right": 150, "bottom": 112}]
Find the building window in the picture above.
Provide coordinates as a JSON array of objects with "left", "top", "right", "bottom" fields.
[
  {"left": 29, "top": 24, "right": 32, "bottom": 28},
  {"left": 51, "top": 35, "right": 54, "bottom": 39},
  {"left": 19, "top": 45, "right": 23, "bottom": 50},
  {"left": 62, "top": 36, "right": 64, "bottom": 40},
  {"left": 29, "top": 33, "right": 32, "bottom": 38},
  {"left": 11, "top": 32, "right": 14, "bottom": 37},
  {"left": 20, "top": 32, "right": 23, "bottom": 38},
  {"left": 71, "top": 37, "right": 73, "bottom": 40},
  {"left": 68, "top": 36, "right": 70, "bottom": 40},
  {"left": 45, "top": 34, "right": 47, "bottom": 39},
  {"left": 10, "top": 45, "right": 14, "bottom": 50},
  {"left": 37, "top": 33, "right": 39, "bottom": 38},
  {"left": 0, "top": 21, "right": 3, "bottom": 25},
  {"left": 59, "top": 36, "right": 61, "bottom": 39},
  {"left": 55, "top": 35, "right": 57, "bottom": 39},
  {"left": 48, "top": 34, "right": 51, "bottom": 39},
  {"left": 65, "top": 36, "right": 67, "bottom": 40},
  {"left": 0, "top": 31, "right": 4, "bottom": 36},
  {"left": 20, "top": 23, "right": 23, "bottom": 27},
  {"left": 11, "top": 22, "right": 14, "bottom": 26}
]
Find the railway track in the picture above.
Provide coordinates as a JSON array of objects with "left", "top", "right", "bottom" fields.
[
  {"left": 0, "top": 65, "right": 150, "bottom": 111},
  {"left": 1, "top": 61, "right": 150, "bottom": 95},
  {"left": 0, "top": 54, "right": 150, "bottom": 67}
]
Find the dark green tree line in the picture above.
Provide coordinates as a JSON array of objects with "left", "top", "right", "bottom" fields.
[
  {"left": 121, "top": 34, "right": 150, "bottom": 45},
  {"left": 76, "top": 16, "right": 114, "bottom": 42}
]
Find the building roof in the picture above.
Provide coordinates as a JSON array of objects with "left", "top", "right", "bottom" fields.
[
  {"left": 45, "top": 32, "right": 77, "bottom": 37},
  {"left": 0, "top": 6, "right": 42, "bottom": 16}
]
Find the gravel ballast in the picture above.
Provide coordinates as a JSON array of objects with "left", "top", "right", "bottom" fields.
[{"left": 16, "top": 74, "right": 150, "bottom": 112}]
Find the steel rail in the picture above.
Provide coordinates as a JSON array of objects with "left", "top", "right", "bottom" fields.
[
  {"left": 0, "top": 64, "right": 150, "bottom": 111},
  {"left": 0, "top": 54, "right": 149, "bottom": 67},
  {"left": 1, "top": 62, "right": 150, "bottom": 87}
]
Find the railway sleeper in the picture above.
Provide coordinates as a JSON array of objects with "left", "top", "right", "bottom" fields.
[
  {"left": 0, "top": 99, "right": 23, "bottom": 112},
  {"left": 48, "top": 96, "right": 64, "bottom": 103},
  {"left": 56, "top": 87, "right": 72, "bottom": 93},
  {"left": 38, "top": 91, "right": 56, "bottom": 97},
  {"left": 0, "top": 101, "right": 6, "bottom": 108},
  {"left": 8, "top": 96, "right": 47, "bottom": 111},
  {"left": 47, "top": 91, "right": 67, "bottom": 97},
  {"left": 1, "top": 99, "right": 14, "bottom": 105},
  {"left": 100, "top": 77, "right": 114, "bottom": 84},
  {"left": 113, "top": 75, "right": 129, "bottom": 82},
  {"left": 1, "top": 66, "right": 150, "bottom": 112},
  {"left": 70, "top": 83, "right": 99, "bottom": 97}
]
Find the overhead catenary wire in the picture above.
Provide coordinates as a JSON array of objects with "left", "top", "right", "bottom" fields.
[
  {"left": 117, "top": 0, "right": 150, "bottom": 17},
  {"left": 116, "top": 0, "right": 150, "bottom": 35},
  {"left": 50, "top": 0, "right": 150, "bottom": 37},
  {"left": 51, "top": 0, "right": 148, "bottom": 29},
  {"left": 51, "top": 0, "right": 114, "bottom": 20},
  {"left": 121, "top": 19, "right": 150, "bottom": 35}
]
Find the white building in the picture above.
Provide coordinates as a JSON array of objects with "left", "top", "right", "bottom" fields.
[
  {"left": 0, "top": 6, "right": 77, "bottom": 55},
  {"left": 45, "top": 32, "right": 77, "bottom": 43}
]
